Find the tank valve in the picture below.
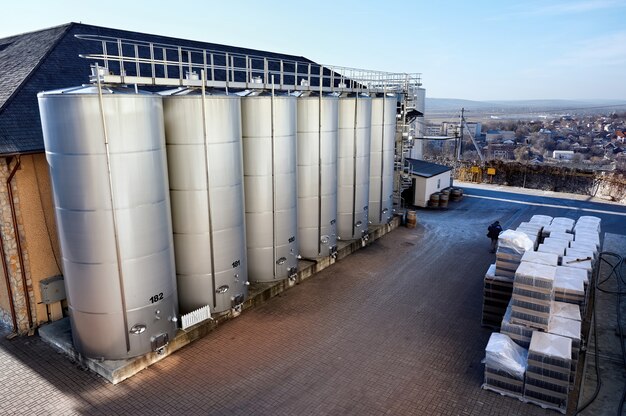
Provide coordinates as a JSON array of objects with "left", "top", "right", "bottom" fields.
[
  {"left": 155, "top": 309, "right": 161, "bottom": 320},
  {"left": 169, "top": 316, "right": 178, "bottom": 323}
]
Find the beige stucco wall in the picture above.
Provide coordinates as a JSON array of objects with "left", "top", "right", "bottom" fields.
[{"left": 14, "top": 154, "right": 62, "bottom": 326}]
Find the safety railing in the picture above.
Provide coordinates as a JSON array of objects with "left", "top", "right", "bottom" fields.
[{"left": 76, "top": 34, "right": 422, "bottom": 94}]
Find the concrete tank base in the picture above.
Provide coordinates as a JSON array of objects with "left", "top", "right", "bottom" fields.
[{"left": 38, "top": 217, "right": 400, "bottom": 384}]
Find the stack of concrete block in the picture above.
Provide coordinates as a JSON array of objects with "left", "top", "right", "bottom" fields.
[
  {"left": 524, "top": 332, "right": 572, "bottom": 412},
  {"left": 554, "top": 265, "right": 589, "bottom": 314},
  {"left": 529, "top": 215, "right": 552, "bottom": 227},
  {"left": 551, "top": 217, "right": 575, "bottom": 233},
  {"left": 482, "top": 264, "right": 514, "bottom": 328},
  {"left": 551, "top": 300, "right": 582, "bottom": 322},
  {"left": 511, "top": 262, "right": 557, "bottom": 330},
  {"left": 548, "top": 315, "right": 582, "bottom": 386},
  {"left": 516, "top": 222, "right": 543, "bottom": 249},
  {"left": 561, "top": 255, "right": 594, "bottom": 284},
  {"left": 521, "top": 250, "right": 559, "bottom": 267},
  {"left": 501, "top": 302, "right": 534, "bottom": 349},
  {"left": 496, "top": 230, "right": 534, "bottom": 278},
  {"left": 541, "top": 237, "right": 570, "bottom": 253},
  {"left": 483, "top": 333, "right": 528, "bottom": 396},
  {"left": 537, "top": 243, "right": 566, "bottom": 258}
]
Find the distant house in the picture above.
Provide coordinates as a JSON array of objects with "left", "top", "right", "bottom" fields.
[{"left": 553, "top": 150, "right": 575, "bottom": 160}]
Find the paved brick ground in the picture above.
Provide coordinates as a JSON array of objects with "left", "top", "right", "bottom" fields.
[{"left": 2, "top": 184, "right": 625, "bottom": 415}]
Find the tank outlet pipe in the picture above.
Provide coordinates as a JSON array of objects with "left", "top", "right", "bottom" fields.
[{"left": 6, "top": 155, "right": 33, "bottom": 330}]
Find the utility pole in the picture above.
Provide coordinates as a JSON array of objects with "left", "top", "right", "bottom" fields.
[{"left": 457, "top": 108, "right": 465, "bottom": 160}]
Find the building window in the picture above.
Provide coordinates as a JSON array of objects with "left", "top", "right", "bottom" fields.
[{"left": 437, "top": 179, "right": 441, "bottom": 189}]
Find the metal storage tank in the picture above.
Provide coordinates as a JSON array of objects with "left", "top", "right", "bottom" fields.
[
  {"left": 337, "top": 93, "right": 372, "bottom": 241},
  {"left": 241, "top": 91, "right": 298, "bottom": 282},
  {"left": 296, "top": 92, "right": 339, "bottom": 258},
  {"left": 160, "top": 88, "right": 247, "bottom": 314},
  {"left": 38, "top": 85, "right": 178, "bottom": 360},
  {"left": 369, "top": 93, "right": 397, "bottom": 225}
]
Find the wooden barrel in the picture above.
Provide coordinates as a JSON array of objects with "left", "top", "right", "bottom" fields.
[
  {"left": 441, "top": 188, "right": 450, "bottom": 196},
  {"left": 439, "top": 193, "right": 449, "bottom": 208},
  {"left": 430, "top": 193, "right": 440, "bottom": 203},
  {"left": 406, "top": 210, "right": 417, "bottom": 228},
  {"left": 451, "top": 188, "right": 462, "bottom": 201}
]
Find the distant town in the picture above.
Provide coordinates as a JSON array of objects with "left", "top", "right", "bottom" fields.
[{"left": 421, "top": 111, "right": 626, "bottom": 171}]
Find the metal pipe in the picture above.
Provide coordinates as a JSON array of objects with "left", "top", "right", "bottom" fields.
[
  {"left": 0, "top": 169, "right": 18, "bottom": 332},
  {"left": 6, "top": 155, "right": 33, "bottom": 329}
]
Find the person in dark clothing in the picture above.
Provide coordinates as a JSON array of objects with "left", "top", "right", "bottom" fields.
[{"left": 487, "top": 221, "right": 503, "bottom": 253}]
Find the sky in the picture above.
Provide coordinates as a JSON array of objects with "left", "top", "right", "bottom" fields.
[{"left": 2, "top": 0, "right": 626, "bottom": 101}]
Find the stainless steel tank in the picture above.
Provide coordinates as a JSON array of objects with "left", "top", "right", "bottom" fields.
[
  {"left": 241, "top": 92, "right": 298, "bottom": 282},
  {"left": 337, "top": 93, "right": 372, "bottom": 241},
  {"left": 160, "top": 88, "right": 247, "bottom": 314},
  {"left": 369, "top": 94, "right": 397, "bottom": 225},
  {"left": 38, "top": 85, "right": 178, "bottom": 360},
  {"left": 296, "top": 92, "right": 338, "bottom": 258}
]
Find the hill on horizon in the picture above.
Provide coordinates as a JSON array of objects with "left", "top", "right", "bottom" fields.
[{"left": 426, "top": 97, "right": 626, "bottom": 114}]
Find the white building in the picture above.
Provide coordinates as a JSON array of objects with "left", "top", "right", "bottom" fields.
[
  {"left": 405, "top": 158, "right": 453, "bottom": 207},
  {"left": 552, "top": 150, "right": 575, "bottom": 160}
]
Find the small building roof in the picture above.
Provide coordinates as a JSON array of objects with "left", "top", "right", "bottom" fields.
[{"left": 405, "top": 158, "right": 452, "bottom": 178}]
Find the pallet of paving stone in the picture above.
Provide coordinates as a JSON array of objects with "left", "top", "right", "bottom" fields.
[
  {"left": 551, "top": 301, "right": 581, "bottom": 322},
  {"left": 521, "top": 251, "right": 559, "bottom": 267},
  {"left": 482, "top": 264, "right": 513, "bottom": 328},
  {"left": 483, "top": 333, "right": 528, "bottom": 398},
  {"left": 511, "top": 262, "right": 557, "bottom": 330},
  {"left": 501, "top": 302, "right": 534, "bottom": 349},
  {"left": 548, "top": 315, "right": 581, "bottom": 386},
  {"left": 554, "top": 266, "right": 587, "bottom": 314},
  {"left": 484, "top": 366, "right": 525, "bottom": 395},
  {"left": 529, "top": 215, "right": 553, "bottom": 227},
  {"left": 537, "top": 243, "right": 566, "bottom": 258},
  {"left": 524, "top": 332, "right": 571, "bottom": 412}
]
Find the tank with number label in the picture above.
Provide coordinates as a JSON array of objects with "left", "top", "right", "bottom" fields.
[
  {"left": 37, "top": 85, "right": 178, "bottom": 360},
  {"left": 160, "top": 88, "right": 247, "bottom": 315},
  {"left": 241, "top": 91, "right": 298, "bottom": 282},
  {"left": 337, "top": 93, "right": 372, "bottom": 240},
  {"left": 296, "top": 92, "right": 338, "bottom": 258},
  {"left": 369, "top": 93, "right": 397, "bottom": 225}
]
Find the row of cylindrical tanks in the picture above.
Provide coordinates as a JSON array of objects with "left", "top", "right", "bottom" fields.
[{"left": 37, "top": 85, "right": 397, "bottom": 360}]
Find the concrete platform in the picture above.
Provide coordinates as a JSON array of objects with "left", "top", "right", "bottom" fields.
[{"left": 39, "top": 219, "right": 399, "bottom": 384}]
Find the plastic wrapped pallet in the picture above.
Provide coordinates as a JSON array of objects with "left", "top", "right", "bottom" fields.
[
  {"left": 574, "top": 232, "right": 600, "bottom": 248},
  {"left": 521, "top": 251, "right": 559, "bottom": 267},
  {"left": 483, "top": 333, "right": 528, "bottom": 396},
  {"left": 551, "top": 300, "right": 582, "bottom": 322},
  {"left": 498, "top": 230, "right": 534, "bottom": 254},
  {"left": 565, "top": 247, "right": 595, "bottom": 262},
  {"left": 530, "top": 215, "right": 552, "bottom": 226},
  {"left": 548, "top": 316, "right": 581, "bottom": 385},
  {"left": 554, "top": 269, "right": 585, "bottom": 307},
  {"left": 574, "top": 223, "right": 600, "bottom": 235},
  {"left": 501, "top": 302, "right": 534, "bottom": 349},
  {"left": 576, "top": 216, "right": 601, "bottom": 232},
  {"left": 537, "top": 243, "right": 565, "bottom": 257},
  {"left": 482, "top": 263, "right": 514, "bottom": 328},
  {"left": 570, "top": 240, "right": 598, "bottom": 256},
  {"left": 549, "top": 231, "right": 574, "bottom": 242},
  {"left": 511, "top": 262, "right": 556, "bottom": 330},
  {"left": 542, "top": 237, "right": 570, "bottom": 250},
  {"left": 561, "top": 256, "right": 593, "bottom": 281},
  {"left": 496, "top": 230, "right": 534, "bottom": 277},
  {"left": 525, "top": 332, "right": 571, "bottom": 411},
  {"left": 551, "top": 217, "right": 575, "bottom": 232},
  {"left": 542, "top": 224, "right": 569, "bottom": 238}
]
